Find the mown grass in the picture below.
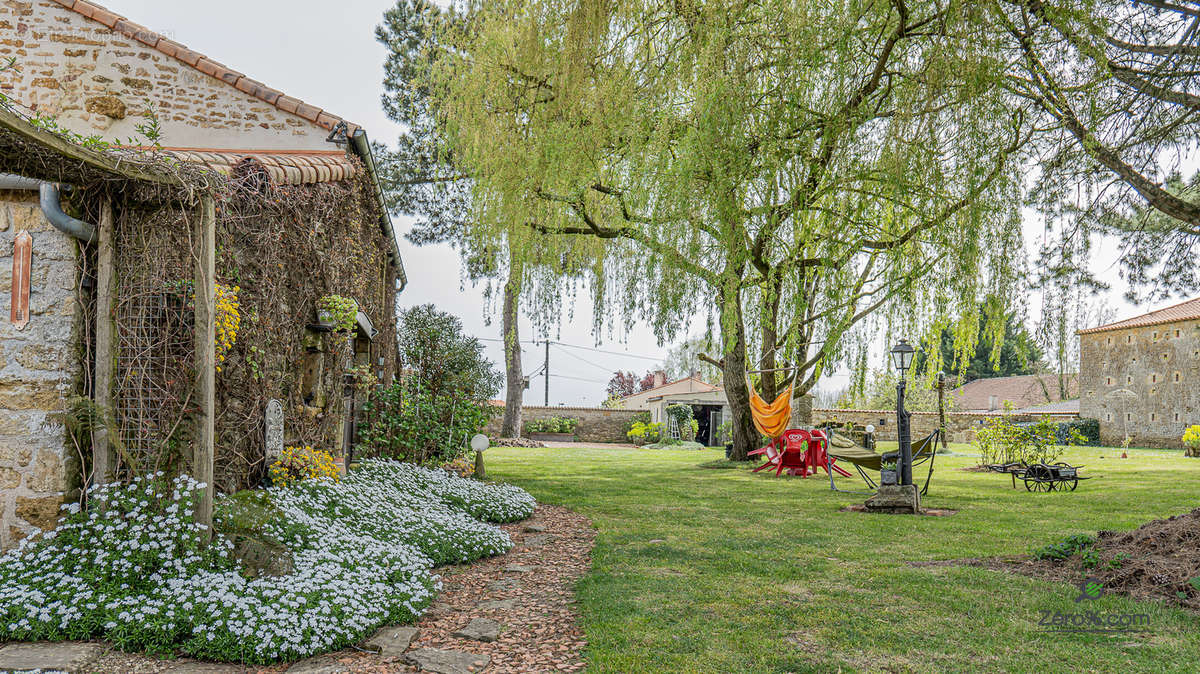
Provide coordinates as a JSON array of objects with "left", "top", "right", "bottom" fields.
[{"left": 486, "top": 444, "right": 1200, "bottom": 673}]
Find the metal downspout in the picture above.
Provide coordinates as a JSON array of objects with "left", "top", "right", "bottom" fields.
[{"left": 0, "top": 173, "right": 97, "bottom": 242}]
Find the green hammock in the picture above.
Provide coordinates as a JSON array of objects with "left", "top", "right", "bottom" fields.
[{"left": 824, "top": 428, "right": 942, "bottom": 495}]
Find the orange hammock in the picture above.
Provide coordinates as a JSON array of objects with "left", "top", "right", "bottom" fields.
[{"left": 746, "top": 375, "right": 794, "bottom": 439}]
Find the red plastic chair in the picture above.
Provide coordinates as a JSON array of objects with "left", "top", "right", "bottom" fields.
[{"left": 750, "top": 428, "right": 853, "bottom": 478}]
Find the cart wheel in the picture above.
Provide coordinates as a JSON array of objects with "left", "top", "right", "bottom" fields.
[{"left": 1065, "top": 478, "right": 1078, "bottom": 492}]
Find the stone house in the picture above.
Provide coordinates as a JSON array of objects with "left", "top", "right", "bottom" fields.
[
  {"left": 1078, "top": 297, "right": 1200, "bottom": 447},
  {"left": 0, "top": 0, "right": 404, "bottom": 548}
]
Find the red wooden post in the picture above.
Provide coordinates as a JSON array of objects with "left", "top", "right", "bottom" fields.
[{"left": 10, "top": 231, "right": 31, "bottom": 330}]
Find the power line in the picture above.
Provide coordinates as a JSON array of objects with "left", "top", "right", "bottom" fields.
[
  {"left": 476, "top": 336, "right": 665, "bottom": 362},
  {"left": 550, "top": 373, "right": 610, "bottom": 384},
  {"left": 548, "top": 340, "right": 665, "bottom": 362},
  {"left": 551, "top": 344, "right": 616, "bottom": 374}
]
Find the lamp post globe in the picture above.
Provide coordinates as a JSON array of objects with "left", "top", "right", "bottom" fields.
[{"left": 890, "top": 339, "right": 915, "bottom": 373}]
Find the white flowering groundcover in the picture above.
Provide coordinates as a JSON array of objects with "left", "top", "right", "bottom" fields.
[{"left": 0, "top": 459, "right": 536, "bottom": 663}]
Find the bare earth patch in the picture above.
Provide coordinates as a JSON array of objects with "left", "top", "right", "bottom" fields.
[
  {"left": 839, "top": 504, "right": 958, "bottom": 516},
  {"left": 335, "top": 503, "right": 594, "bottom": 673},
  {"left": 910, "top": 507, "right": 1200, "bottom": 612}
]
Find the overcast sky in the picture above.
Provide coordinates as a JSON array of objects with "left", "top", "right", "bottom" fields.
[{"left": 101, "top": 0, "right": 1184, "bottom": 406}]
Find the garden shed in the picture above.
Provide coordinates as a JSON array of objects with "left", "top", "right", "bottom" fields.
[{"left": 0, "top": 0, "right": 405, "bottom": 548}]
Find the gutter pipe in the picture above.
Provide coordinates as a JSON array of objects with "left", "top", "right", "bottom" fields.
[
  {"left": 348, "top": 131, "right": 407, "bottom": 292},
  {"left": 0, "top": 173, "right": 97, "bottom": 243}
]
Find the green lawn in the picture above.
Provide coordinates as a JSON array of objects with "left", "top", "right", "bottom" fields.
[{"left": 486, "top": 444, "right": 1200, "bottom": 673}]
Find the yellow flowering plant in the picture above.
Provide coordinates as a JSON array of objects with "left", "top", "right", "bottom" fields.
[
  {"left": 1183, "top": 425, "right": 1200, "bottom": 458},
  {"left": 268, "top": 446, "right": 340, "bottom": 487},
  {"left": 214, "top": 283, "right": 241, "bottom": 373}
]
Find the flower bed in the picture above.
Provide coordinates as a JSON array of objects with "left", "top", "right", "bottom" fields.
[{"left": 0, "top": 460, "right": 535, "bottom": 664}]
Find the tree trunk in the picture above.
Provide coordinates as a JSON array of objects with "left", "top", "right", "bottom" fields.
[
  {"left": 719, "top": 282, "right": 760, "bottom": 461},
  {"left": 500, "top": 256, "right": 524, "bottom": 437},
  {"left": 758, "top": 272, "right": 781, "bottom": 401}
]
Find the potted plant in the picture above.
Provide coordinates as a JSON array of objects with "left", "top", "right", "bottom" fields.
[
  {"left": 880, "top": 460, "right": 898, "bottom": 486},
  {"left": 317, "top": 295, "right": 357, "bottom": 332}
]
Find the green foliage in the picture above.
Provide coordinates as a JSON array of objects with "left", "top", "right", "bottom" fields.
[
  {"left": 1183, "top": 425, "right": 1200, "bottom": 457},
  {"left": 627, "top": 421, "right": 665, "bottom": 445},
  {"left": 1058, "top": 418, "right": 1100, "bottom": 446},
  {"left": 421, "top": 0, "right": 1029, "bottom": 459},
  {"left": 524, "top": 416, "right": 578, "bottom": 434},
  {"left": 662, "top": 336, "right": 722, "bottom": 383},
  {"left": 837, "top": 370, "right": 943, "bottom": 412},
  {"left": 358, "top": 380, "right": 494, "bottom": 464},
  {"left": 1032, "top": 534, "right": 1096, "bottom": 562},
  {"left": 665, "top": 404, "right": 694, "bottom": 427},
  {"left": 975, "top": 415, "right": 1065, "bottom": 466},
  {"left": 912, "top": 312, "right": 1045, "bottom": 381},
  {"left": 357, "top": 305, "right": 501, "bottom": 463},
  {"left": 317, "top": 294, "right": 358, "bottom": 333}
]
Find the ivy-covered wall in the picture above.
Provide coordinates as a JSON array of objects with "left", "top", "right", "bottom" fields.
[{"left": 109, "top": 168, "right": 398, "bottom": 493}]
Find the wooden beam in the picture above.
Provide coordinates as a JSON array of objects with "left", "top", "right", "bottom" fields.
[
  {"left": 92, "top": 197, "right": 117, "bottom": 485},
  {"left": 193, "top": 195, "right": 216, "bottom": 538}
]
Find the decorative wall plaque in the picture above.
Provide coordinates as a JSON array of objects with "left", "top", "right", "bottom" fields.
[
  {"left": 10, "top": 231, "right": 30, "bottom": 330},
  {"left": 265, "top": 399, "right": 284, "bottom": 461}
]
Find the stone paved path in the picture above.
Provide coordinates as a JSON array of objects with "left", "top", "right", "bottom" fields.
[{"left": 0, "top": 504, "right": 593, "bottom": 674}]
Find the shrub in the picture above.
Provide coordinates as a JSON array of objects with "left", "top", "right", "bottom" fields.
[
  {"left": 1032, "top": 533, "right": 1096, "bottom": 561},
  {"left": 0, "top": 461, "right": 535, "bottom": 664},
  {"left": 358, "top": 305, "right": 501, "bottom": 463},
  {"left": 524, "top": 416, "right": 578, "bottom": 434},
  {"left": 627, "top": 421, "right": 664, "bottom": 444},
  {"left": 268, "top": 446, "right": 340, "bottom": 487},
  {"left": 665, "top": 404, "right": 694, "bottom": 431},
  {"left": 358, "top": 381, "right": 495, "bottom": 464},
  {"left": 681, "top": 418, "right": 699, "bottom": 443},
  {"left": 1056, "top": 418, "right": 1100, "bottom": 446},
  {"left": 1183, "top": 425, "right": 1200, "bottom": 458},
  {"left": 975, "top": 415, "right": 1065, "bottom": 465}
]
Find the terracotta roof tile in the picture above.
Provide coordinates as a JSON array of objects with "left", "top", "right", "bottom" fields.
[
  {"left": 48, "top": 0, "right": 357, "bottom": 132},
  {"left": 155, "top": 38, "right": 203, "bottom": 66},
  {"left": 274, "top": 95, "right": 301, "bottom": 115},
  {"left": 1078, "top": 297, "right": 1200, "bottom": 334},
  {"left": 950, "top": 374, "right": 1078, "bottom": 412},
  {"left": 147, "top": 149, "right": 359, "bottom": 186}
]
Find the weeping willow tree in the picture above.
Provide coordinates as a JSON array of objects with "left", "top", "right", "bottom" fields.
[
  {"left": 377, "top": 0, "right": 609, "bottom": 435},
  {"left": 995, "top": 0, "right": 1200, "bottom": 302},
  {"left": 422, "top": 0, "right": 1030, "bottom": 458}
]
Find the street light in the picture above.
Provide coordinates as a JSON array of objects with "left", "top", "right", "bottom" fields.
[
  {"left": 890, "top": 339, "right": 915, "bottom": 373},
  {"left": 890, "top": 340, "right": 915, "bottom": 487}
]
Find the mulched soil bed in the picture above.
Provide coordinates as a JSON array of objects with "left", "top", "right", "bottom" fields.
[
  {"left": 489, "top": 438, "right": 546, "bottom": 448},
  {"left": 910, "top": 507, "right": 1200, "bottom": 612},
  {"left": 336, "top": 503, "right": 594, "bottom": 673}
]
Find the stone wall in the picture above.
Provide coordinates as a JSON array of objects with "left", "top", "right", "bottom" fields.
[
  {"left": 810, "top": 408, "right": 1078, "bottom": 444},
  {"left": 0, "top": 1, "right": 331, "bottom": 150},
  {"left": 485, "top": 405, "right": 640, "bottom": 444},
  {"left": 0, "top": 194, "right": 82, "bottom": 550},
  {"left": 1079, "top": 321, "right": 1200, "bottom": 448}
]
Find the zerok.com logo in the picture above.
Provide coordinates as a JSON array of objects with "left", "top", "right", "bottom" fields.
[{"left": 1036, "top": 578, "right": 1150, "bottom": 633}]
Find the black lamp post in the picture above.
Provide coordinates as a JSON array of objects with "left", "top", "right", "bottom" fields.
[{"left": 890, "top": 339, "right": 916, "bottom": 487}]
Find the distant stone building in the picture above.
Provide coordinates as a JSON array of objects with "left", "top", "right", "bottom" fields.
[{"left": 1078, "top": 298, "right": 1200, "bottom": 447}]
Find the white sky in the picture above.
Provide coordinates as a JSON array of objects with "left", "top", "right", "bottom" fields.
[{"left": 100, "top": 0, "right": 1187, "bottom": 406}]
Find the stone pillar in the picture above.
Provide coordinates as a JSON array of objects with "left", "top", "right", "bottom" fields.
[{"left": 790, "top": 393, "right": 813, "bottom": 427}]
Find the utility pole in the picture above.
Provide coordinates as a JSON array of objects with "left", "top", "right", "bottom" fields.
[{"left": 544, "top": 339, "right": 550, "bottom": 406}]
